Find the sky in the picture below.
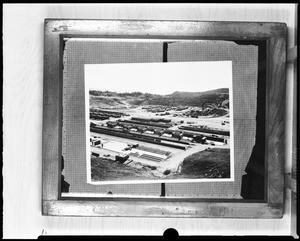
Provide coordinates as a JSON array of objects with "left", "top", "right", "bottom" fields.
[{"left": 85, "top": 61, "right": 232, "bottom": 95}]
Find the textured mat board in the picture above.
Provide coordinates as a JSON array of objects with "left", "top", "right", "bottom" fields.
[
  {"left": 63, "top": 39, "right": 163, "bottom": 195},
  {"left": 166, "top": 41, "right": 258, "bottom": 198},
  {"left": 63, "top": 39, "right": 258, "bottom": 198}
]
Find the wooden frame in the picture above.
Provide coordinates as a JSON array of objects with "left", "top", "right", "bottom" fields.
[{"left": 42, "top": 19, "right": 287, "bottom": 217}]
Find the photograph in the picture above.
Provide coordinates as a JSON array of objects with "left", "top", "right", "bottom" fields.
[
  {"left": 3, "top": 3, "right": 292, "bottom": 236},
  {"left": 85, "top": 61, "right": 234, "bottom": 184}
]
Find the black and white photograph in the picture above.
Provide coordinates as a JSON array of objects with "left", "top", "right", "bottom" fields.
[
  {"left": 85, "top": 61, "right": 234, "bottom": 184},
  {"left": 4, "top": 3, "right": 296, "bottom": 238}
]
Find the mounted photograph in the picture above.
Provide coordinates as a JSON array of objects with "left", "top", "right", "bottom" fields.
[{"left": 85, "top": 61, "right": 234, "bottom": 184}]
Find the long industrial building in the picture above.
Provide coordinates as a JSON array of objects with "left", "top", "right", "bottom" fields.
[{"left": 90, "top": 126, "right": 189, "bottom": 150}]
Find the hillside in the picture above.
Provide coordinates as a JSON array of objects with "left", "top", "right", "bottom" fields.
[
  {"left": 91, "top": 157, "right": 160, "bottom": 181},
  {"left": 147, "top": 88, "right": 229, "bottom": 107},
  {"left": 180, "top": 148, "right": 230, "bottom": 178},
  {"left": 166, "top": 148, "right": 230, "bottom": 179},
  {"left": 167, "top": 88, "right": 229, "bottom": 98},
  {"left": 89, "top": 88, "right": 229, "bottom": 110}
]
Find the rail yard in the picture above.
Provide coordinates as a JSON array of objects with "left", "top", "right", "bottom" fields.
[{"left": 89, "top": 105, "right": 231, "bottom": 182}]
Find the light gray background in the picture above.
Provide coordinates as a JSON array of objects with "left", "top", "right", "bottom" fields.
[{"left": 3, "top": 3, "right": 296, "bottom": 238}]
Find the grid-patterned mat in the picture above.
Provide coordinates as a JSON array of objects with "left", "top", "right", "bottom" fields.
[{"left": 63, "top": 39, "right": 258, "bottom": 198}]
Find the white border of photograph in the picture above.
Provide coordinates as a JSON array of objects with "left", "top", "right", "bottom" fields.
[{"left": 84, "top": 61, "right": 234, "bottom": 185}]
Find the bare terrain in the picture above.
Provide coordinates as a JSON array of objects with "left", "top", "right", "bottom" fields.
[{"left": 89, "top": 88, "right": 231, "bottom": 182}]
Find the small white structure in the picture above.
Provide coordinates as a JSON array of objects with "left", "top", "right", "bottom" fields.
[
  {"left": 145, "top": 130, "right": 154, "bottom": 135},
  {"left": 90, "top": 137, "right": 103, "bottom": 147},
  {"left": 182, "top": 136, "right": 193, "bottom": 141},
  {"left": 209, "top": 141, "right": 224, "bottom": 146}
]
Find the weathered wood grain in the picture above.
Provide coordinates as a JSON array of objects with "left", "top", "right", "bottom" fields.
[
  {"left": 45, "top": 19, "right": 287, "bottom": 40},
  {"left": 285, "top": 173, "right": 296, "bottom": 193},
  {"left": 266, "top": 37, "right": 286, "bottom": 204},
  {"left": 42, "top": 19, "right": 287, "bottom": 217},
  {"left": 287, "top": 46, "right": 297, "bottom": 63},
  {"left": 43, "top": 200, "right": 283, "bottom": 218},
  {"left": 291, "top": 47, "right": 297, "bottom": 180},
  {"left": 291, "top": 192, "right": 298, "bottom": 237},
  {"left": 42, "top": 30, "right": 61, "bottom": 200}
]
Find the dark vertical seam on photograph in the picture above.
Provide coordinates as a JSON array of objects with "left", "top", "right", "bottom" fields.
[
  {"left": 163, "top": 42, "right": 168, "bottom": 62},
  {"left": 160, "top": 42, "right": 168, "bottom": 197},
  {"left": 160, "top": 183, "right": 166, "bottom": 197}
]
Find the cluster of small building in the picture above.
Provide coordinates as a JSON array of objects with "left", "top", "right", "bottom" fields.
[
  {"left": 90, "top": 134, "right": 171, "bottom": 163},
  {"left": 89, "top": 109, "right": 129, "bottom": 120},
  {"left": 89, "top": 102, "right": 231, "bottom": 167},
  {"left": 142, "top": 105, "right": 188, "bottom": 113},
  {"left": 182, "top": 108, "right": 217, "bottom": 118},
  {"left": 92, "top": 116, "right": 228, "bottom": 145},
  {"left": 90, "top": 115, "right": 230, "bottom": 166}
]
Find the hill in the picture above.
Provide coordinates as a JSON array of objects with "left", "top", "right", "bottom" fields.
[
  {"left": 166, "top": 148, "right": 230, "bottom": 179},
  {"left": 167, "top": 88, "right": 228, "bottom": 98},
  {"left": 146, "top": 88, "right": 229, "bottom": 108},
  {"left": 89, "top": 88, "right": 229, "bottom": 111}
]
